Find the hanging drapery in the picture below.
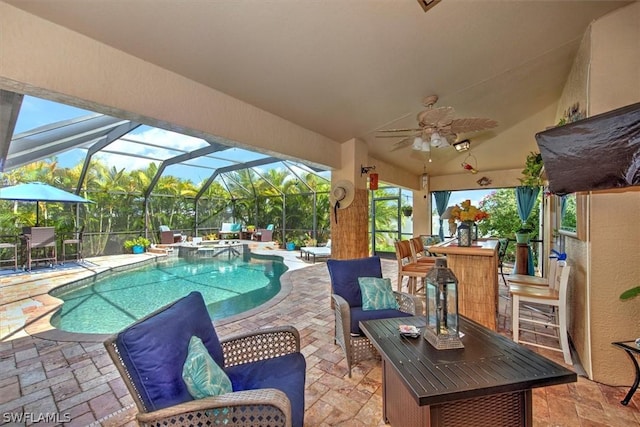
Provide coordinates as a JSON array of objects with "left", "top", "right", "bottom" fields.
[
  {"left": 433, "top": 191, "right": 451, "bottom": 241},
  {"left": 515, "top": 186, "right": 541, "bottom": 275},
  {"left": 516, "top": 186, "right": 540, "bottom": 222}
]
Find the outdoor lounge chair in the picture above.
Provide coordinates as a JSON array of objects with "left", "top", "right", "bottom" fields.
[
  {"left": 104, "top": 291, "right": 306, "bottom": 427},
  {"left": 327, "top": 256, "right": 421, "bottom": 377},
  {"left": 300, "top": 239, "right": 331, "bottom": 263}
]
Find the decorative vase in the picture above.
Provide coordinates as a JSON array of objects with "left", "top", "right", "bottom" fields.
[
  {"left": 132, "top": 245, "right": 144, "bottom": 254},
  {"left": 471, "top": 222, "right": 478, "bottom": 241},
  {"left": 457, "top": 222, "right": 472, "bottom": 247}
]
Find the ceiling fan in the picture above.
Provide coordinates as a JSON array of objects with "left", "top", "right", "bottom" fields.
[{"left": 377, "top": 95, "right": 498, "bottom": 153}]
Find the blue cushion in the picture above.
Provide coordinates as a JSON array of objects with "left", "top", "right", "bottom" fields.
[
  {"left": 350, "top": 307, "right": 413, "bottom": 336},
  {"left": 182, "top": 336, "right": 232, "bottom": 399},
  {"left": 266, "top": 224, "right": 274, "bottom": 231},
  {"left": 231, "top": 223, "right": 242, "bottom": 232},
  {"left": 358, "top": 277, "right": 400, "bottom": 311},
  {"left": 115, "top": 292, "right": 224, "bottom": 412},
  {"left": 226, "top": 352, "right": 306, "bottom": 427},
  {"left": 327, "top": 257, "right": 383, "bottom": 307}
]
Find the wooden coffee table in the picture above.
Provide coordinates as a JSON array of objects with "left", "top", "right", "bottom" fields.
[{"left": 360, "top": 316, "right": 576, "bottom": 427}]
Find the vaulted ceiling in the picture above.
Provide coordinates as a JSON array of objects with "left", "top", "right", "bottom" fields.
[{"left": 2, "top": 0, "right": 632, "bottom": 177}]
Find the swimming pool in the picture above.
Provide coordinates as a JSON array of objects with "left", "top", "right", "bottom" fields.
[{"left": 50, "top": 255, "right": 286, "bottom": 334}]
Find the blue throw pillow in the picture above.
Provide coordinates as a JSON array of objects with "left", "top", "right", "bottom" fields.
[
  {"left": 327, "top": 257, "right": 383, "bottom": 307},
  {"left": 182, "top": 336, "right": 233, "bottom": 399},
  {"left": 358, "top": 277, "right": 399, "bottom": 311}
]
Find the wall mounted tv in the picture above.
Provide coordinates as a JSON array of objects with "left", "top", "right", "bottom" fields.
[{"left": 535, "top": 101, "right": 640, "bottom": 196}]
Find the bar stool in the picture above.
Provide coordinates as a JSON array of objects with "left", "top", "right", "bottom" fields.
[
  {"left": 62, "top": 227, "right": 83, "bottom": 264},
  {"left": 510, "top": 264, "right": 572, "bottom": 365},
  {"left": 0, "top": 242, "right": 18, "bottom": 271}
]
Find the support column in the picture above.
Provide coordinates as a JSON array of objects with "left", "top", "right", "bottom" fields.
[{"left": 331, "top": 139, "right": 369, "bottom": 259}]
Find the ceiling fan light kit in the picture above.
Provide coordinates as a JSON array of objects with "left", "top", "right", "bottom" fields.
[{"left": 453, "top": 139, "right": 471, "bottom": 152}]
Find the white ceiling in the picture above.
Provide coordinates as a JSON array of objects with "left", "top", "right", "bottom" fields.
[{"left": 4, "top": 0, "right": 632, "bottom": 177}]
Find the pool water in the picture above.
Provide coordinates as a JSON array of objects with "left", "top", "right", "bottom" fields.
[{"left": 50, "top": 256, "right": 286, "bottom": 334}]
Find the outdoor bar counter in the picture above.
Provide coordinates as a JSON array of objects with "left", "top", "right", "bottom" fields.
[{"left": 427, "top": 238, "right": 499, "bottom": 331}]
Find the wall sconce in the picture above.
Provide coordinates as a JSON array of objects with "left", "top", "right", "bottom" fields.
[
  {"left": 361, "top": 165, "right": 378, "bottom": 190},
  {"left": 361, "top": 165, "right": 376, "bottom": 176},
  {"left": 453, "top": 139, "right": 471, "bottom": 152}
]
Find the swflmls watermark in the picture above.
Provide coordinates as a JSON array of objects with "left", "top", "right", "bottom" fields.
[{"left": 2, "top": 412, "right": 71, "bottom": 424}]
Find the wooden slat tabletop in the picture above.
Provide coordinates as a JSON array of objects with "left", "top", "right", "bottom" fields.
[{"left": 360, "top": 316, "right": 576, "bottom": 406}]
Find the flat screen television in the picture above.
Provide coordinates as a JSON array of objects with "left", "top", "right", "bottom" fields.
[{"left": 535, "top": 101, "right": 640, "bottom": 195}]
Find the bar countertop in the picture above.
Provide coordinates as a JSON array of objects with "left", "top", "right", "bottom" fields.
[{"left": 427, "top": 238, "right": 499, "bottom": 257}]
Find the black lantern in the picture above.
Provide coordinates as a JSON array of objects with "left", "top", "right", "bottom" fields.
[
  {"left": 457, "top": 222, "right": 472, "bottom": 246},
  {"left": 424, "top": 258, "right": 464, "bottom": 349}
]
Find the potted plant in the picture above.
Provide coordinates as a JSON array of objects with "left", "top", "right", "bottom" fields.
[
  {"left": 124, "top": 236, "right": 151, "bottom": 254},
  {"left": 402, "top": 205, "right": 413, "bottom": 217},
  {"left": 515, "top": 227, "right": 532, "bottom": 244},
  {"left": 519, "top": 152, "right": 544, "bottom": 187}
]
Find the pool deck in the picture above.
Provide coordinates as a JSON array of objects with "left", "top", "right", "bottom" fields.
[{"left": 0, "top": 243, "right": 638, "bottom": 426}]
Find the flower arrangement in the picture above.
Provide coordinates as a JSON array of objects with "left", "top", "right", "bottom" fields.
[{"left": 448, "top": 199, "right": 489, "bottom": 223}]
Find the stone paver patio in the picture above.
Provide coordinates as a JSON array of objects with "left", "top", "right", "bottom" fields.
[{"left": 1, "top": 247, "right": 639, "bottom": 426}]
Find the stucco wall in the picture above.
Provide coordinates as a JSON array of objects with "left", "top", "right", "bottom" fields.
[
  {"left": 587, "top": 2, "right": 640, "bottom": 385},
  {"left": 554, "top": 26, "right": 593, "bottom": 377}
]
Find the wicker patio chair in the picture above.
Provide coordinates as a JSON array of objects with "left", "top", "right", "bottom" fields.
[
  {"left": 327, "top": 256, "right": 422, "bottom": 377},
  {"left": 104, "top": 291, "right": 306, "bottom": 427}
]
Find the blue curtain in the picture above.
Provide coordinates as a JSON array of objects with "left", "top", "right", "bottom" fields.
[
  {"left": 433, "top": 191, "right": 451, "bottom": 241},
  {"left": 516, "top": 186, "right": 541, "bottom": 223},
  {"left": 515, "top": 186, "right": 541, "bottom": 276},
  {"left": 560, "top": 194, "right": 568, "bottom": 220}
]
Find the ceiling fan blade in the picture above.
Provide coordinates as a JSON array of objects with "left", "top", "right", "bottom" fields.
[
  {"left": 377, "top": 127, "right": 422, "bottom": 133},
  {"left": 390, "top": 137, "right": 413, "bottom": 151},
  {"left": 450, "top": 118, "right": 498, "bottom": 134},
  {"left": 377, "top": 134, "right": 413, "bottom": 138},
  {"left": 417, "top": 106, "right": 455, "bottom": 127}
]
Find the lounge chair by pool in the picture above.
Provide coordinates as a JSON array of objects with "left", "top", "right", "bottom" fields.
[{"left": 300, "top": 239, "right": 331, "bottom": 263}]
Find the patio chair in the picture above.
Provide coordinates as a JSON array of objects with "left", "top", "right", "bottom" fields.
[
  {"left": 252, "top": 224, "right": 274, "bottom": 241},
  {"left": 327, "top": 256, "right": 421, "bottom": 377},
  {"left": 22, "top": 226, "right": 57, "bottom": 271},
  {"left": 104, "top": 291, "right": 306, "bottom": 427}
]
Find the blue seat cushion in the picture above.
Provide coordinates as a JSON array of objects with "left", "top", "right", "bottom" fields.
[
  {"left": 226, "top": 352, "right": 306, "bottom": 427},
  {"left": 115, "top": 291, "right": 224, "bottom": 412},
  {"left": 350, "top": 307, "right": 413, "bottom": 336},
  {"left": 327, "top": 257, "right": 383, "bottom": 307}
]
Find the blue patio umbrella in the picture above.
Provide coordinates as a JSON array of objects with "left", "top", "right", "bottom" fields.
[{"left": 0, "top": 182, "right": 93, "bottom": 226}]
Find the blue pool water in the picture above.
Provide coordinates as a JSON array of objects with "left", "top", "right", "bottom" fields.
[{"left": 50, "top": 255, "right": 286, "bottom": 334}]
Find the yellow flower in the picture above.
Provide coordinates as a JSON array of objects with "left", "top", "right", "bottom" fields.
[{"left": 450, "top": 199, "right": 489, "bottom": 223}]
